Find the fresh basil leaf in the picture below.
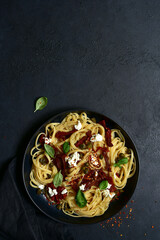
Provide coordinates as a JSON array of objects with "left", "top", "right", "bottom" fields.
[
  {"left": 34, "top": 97, "right": 48, "bottom": 112},
  {"left": 44, "top": 144, "right": 55, "bottom": 158},
  {"left": 53, "top": 170, "right": 63, "bottom": 188},
  {"left": 63, "top": 142, "right": 70, "bottom": 154},
  {"left": 99, "top": 180, "right": 108, "bottom": 190},
  {"left": 114, "top": 158, "right": 128, "bottom": 168},
  {"left": 75, "top": 189, "right": 87, "bottom": 208}
]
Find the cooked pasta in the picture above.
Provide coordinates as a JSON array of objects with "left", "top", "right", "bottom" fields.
[{"left": 30, "top": 112, "right": 136, "bottom": 217}]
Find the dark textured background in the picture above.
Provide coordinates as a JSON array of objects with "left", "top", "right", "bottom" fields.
[{"left": 0, "top": 0, "right": 160, "bottom": 239}]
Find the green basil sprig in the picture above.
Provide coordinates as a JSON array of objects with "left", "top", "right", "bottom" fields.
[
  {"left": 75, "top": 189, "right": 87, "bottom": 208},
  {"left": 99, "top": 180, "right": 108, "bottom": 190},
  {"left": 44, "top": 144, "right": 55, "bottom": 158},
  {"left": 114, "top": 158, "right": 128, "bottom": 168},
  {"left": 53, "top": 170, "right": 63, "bottom": 188},
  {"left": 34, "top": 97, "right": 48, "bottom": 112},
  {"left": 63, "top": 142, "right": 70, "bottom": 154}
]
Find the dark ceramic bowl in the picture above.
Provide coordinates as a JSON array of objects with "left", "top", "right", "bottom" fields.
[{"left": 22, "top": 110, "right": 139, "bottom": 224}]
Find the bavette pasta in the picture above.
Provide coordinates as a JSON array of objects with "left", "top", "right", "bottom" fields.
[{"left": 30, "top": 112, "right": 136, "bottom": 217}]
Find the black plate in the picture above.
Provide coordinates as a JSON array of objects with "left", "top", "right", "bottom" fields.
[{"left": 22, "top": 110, "right": 139, "bottom": 224}]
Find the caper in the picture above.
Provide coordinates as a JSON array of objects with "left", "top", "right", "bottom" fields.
[
  {"left": 47, "top": 174, "right": 51, "bottom": 179},
  {"left": 99, "top": 154, "right": 103, "bottom": 159},
  {"left": 49, "top": 162, "right": 54, "bottom": 168},
  {"left": 56, "top": 204, "right": 61, "bottom": 210},
  {"left": 37, "top": 189, "right": 42, "bottom": 195},
  {"left": 39, "top": 157, "right": 48, "bottom": 165},
  {"left": 81, "top": 166, "right": 89, "bottom": 174},
  {"left": 86, "top": 142, "right": 92, "bottom": 149},
  {"left": 81, "top": 166, "right": 85, "bottom": 172},
  {"left": 83, "top": 168, "right": 89, "bottom": 174},
  {"left": 85, "top": 162, "right": 89, "bottom": 167},
  {"left": 79, "top": 143, "right": 86, "bottom": 149},
  {"left": 91, "top": 117, "right": 96, "bottom": 123},
  {"left": 79, "top": 153, "right": 84, "bottom": 158},
  {"left": 119, "top": 153, "right": 125, "bottom": 158}
]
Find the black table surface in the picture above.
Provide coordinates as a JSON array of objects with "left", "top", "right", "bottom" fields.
[{"left": 0, "top": 0, "right": 160, "bottom": 239}]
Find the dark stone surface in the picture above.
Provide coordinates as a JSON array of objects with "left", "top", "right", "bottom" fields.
[{"left": 0, "top": 0, "right": 160, "bottom": 239}]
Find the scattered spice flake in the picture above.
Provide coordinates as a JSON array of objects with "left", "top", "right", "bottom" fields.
[
  {"left": 144, "top": 233, "right": 147, "bottom": 236},
  {"left": 131, "top": 200, "right": 134, "bottom": 203},
  {"left": 152, "top": 226, "right": 154, "bottom": 229},
  {"left": 120, "top": 234, "right": 123, "bottom": 237},
  {"left": 100, "top": 200, "right": 135, "bottom": 234}
]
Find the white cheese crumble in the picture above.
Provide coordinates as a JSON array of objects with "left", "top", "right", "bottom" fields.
[
  {"left": 65, "top": 152, "right": 80, "bottom": 167},
  {"left": 102, "top": 183, "right": 115, "bottom": 198},
  {"left": 61, "top": 189, "right": 67, "bottom": 195},
  {"left": 75, "top": 120, "right": 82, "bottom": 130},
  {"left": 91, "top": 155, "right": 99, "bottom": 165},
  {"left": 90, "top": 134, "right": 103, "bottom": 142},
  {"left": 107, "top": 183, "right": 112, "bottom": 189},
  {"left": 79, "top": 184, "right": 86, "bottom": 191},
  {"left": 103, "top": 189, "right": 110, "bottom": 197},
  {"left": 48, "top": 187, "right": 58, "bottom": 197},
  {"left": 95, "top": 171, "right": 98, "bottom": 177},
  {"left": 39, "top": 185, "right": 44, "bottom": 190},
  {"left": 44, "top": 137, "right": 52, "bottom": 144},
  {"left": 109, "top": 192, "right": 115, "bottom": 198}
]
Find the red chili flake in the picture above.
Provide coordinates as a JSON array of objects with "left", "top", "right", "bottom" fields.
[
  {"left": 112, "top": 224, "right": 114, "bottom": 227},
  {"left": 126, "top": 204, "right": 128, "bottom": 208},
  {"left": 123, "top": 212, "right": 125, "bottom": 214},
  {"left": 131, "top": 200, "right": 134, "bottom": 203},
  {"left": 152, "top": 226, "right": 154, "bottom": 229}
]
